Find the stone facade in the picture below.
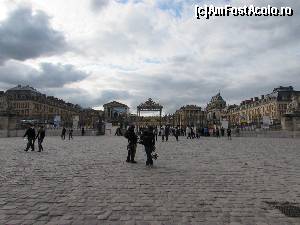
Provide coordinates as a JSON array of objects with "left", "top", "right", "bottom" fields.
[
  {"left": 206, "top": 92, "right": 226, "bottom": 127},
  {"left": 223, "top": 86, "right": 300, "bottom": 128},
  {"left": 79, "top": 108, "right": 104, "bottom": 129},
  {"left": 0, "top": 85, "right": 107, "bottom": 136},
  {"left": 174, "top": 105, "right": 206, "bottom": 128},
  {"left": 103, "top": 101, "right": 129, "bottom": 123},
  {"left": 0, "top": 91, "right": 17, "bottom": 136},
  {"left": 2, "top": 85, "right": 81, "bottom": 127}
]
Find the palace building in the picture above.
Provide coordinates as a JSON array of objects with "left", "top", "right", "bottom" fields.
[
  {"left": 0, "top": 85, "right": 104, "bottom": 129},
  {"left": 2, "top": 84, "right": 299, "bottom": 131},
  {"left": 103, "top": 101, "right": 129, "bottom": 124},
  {"left": 79, "top": 108, "right": 104, "bottom": 129},
  {"left": 206, "top": 92, "right": 226, "bottom": 127},
  {"left": 222, "top": 86, "right": 300, "bottom": 127},
  {"left": 174, "top": 105, "right": 206, "bottom": 128},
  {"left": 3, "top": 85, "right": 81, "bottom": 126}
]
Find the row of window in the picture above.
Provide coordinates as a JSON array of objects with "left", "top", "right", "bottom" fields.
[{"left": 13, "top": 102, "right": 29, "bottom": 109}]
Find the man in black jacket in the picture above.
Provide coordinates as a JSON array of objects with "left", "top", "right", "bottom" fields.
[
  {"left": 140, "top": 126, "right": 155, "bottom": 166},
  {"left": 36, "top": 126, "right": 45, "bottom": 152},
  {"left": 61, "top": 127, "right": 66, "bottom": 140},
  {"left": 124, "top": 125, "right": 138, "bottom": 163},
  {"left": 165, "top": 125, "right": 170, "bottom": 142},
  {"left": 24, "top": 124, "right": 36, "bottom": 152}
]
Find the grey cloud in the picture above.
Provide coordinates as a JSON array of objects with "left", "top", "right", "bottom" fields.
[
  {"left": 42, "top": 87, "right": 92, "bottom": 107},
  {"left": 38, "top": 63, "right": 89, "bottom": 88},
  {"left": 0, "top": 61, "right": 89, "bottom": 88},
  {"left": 42, "top": 87, "right": 131, "bottom": 109},
  {"left": 100, "top": 90, "right": 130, "bottom": 103},
  {"left": 0, "top": 6, "right": 67, "bottom": 63},
  {"left": 83, "top": 0, "right": 300, "bottom": 112},
  {"left": 89, "top": 3, "right": 169, "bottom": 57},
  {"left": 91, "top": 0, "right": 110, "bottom": 12}
]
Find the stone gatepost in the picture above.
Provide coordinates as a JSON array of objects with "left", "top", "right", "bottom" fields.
[
  {"left": 0, "top": 115, "right": 18, "bottom": 137},
  {"left": 281, "top": 95, "right": 300, "bottom": 132},
  {"left": 281, "top": 114, "right": 300, "bottom": 131},
  {"left": 0, "top": 95, "right": 17, "bottom": 137}
]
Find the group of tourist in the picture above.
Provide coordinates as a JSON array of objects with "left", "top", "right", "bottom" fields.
[
  {"left": 23, "top": 125, "right": 88, "bottom": 153},
  {"left": 123, "top": 124, "right": 233, "bottom": 167},
  {"left": 124, "top": 125, "right": 156, "bottom": 166},
  {"left": 23, "top": 124, "right": 45, "bottom": 152},
  {"left": 61, "top": 127, "right": 85, "bottom": 140},
  {"left": 142, "top": 125, "right": 233, "bottom": 142}
]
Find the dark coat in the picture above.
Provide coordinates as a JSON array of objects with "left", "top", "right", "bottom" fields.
[
  {"left": 140, "top": 131, "right": 155, "bottom": 147},
  {"left": 124, "top": 129, "right": 138, "bottom": 145},
  {"left": 36, "top": 128, "right": 45, "bottom": 139},
  {"left": 24, "top": 128, "right": 36, "bottom": 139}
]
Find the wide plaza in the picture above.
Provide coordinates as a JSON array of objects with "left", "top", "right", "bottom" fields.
[{"left": 0, "top": 135, "right": 300, "bottom": 225}]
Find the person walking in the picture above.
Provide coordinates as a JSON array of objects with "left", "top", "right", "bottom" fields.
[
  {"left": 216, "top": 127, "right": 220, "bottom": 138},
  {"left": 140, "top": 127, "right": 155, "bottom": 166},
  {"left": 81, "top": 127, "right": 85, "bottom": 136},
  {"left": 197, "top": 127, "right": 201, "bottom": 138},
  {"left": 191, "top": 126, "right": 195, "bottom": 139},
  {"left": 186, "top": 126, "right": 191, "bottom": 139},
  {"left": 68, "top": 128, "right": 73, "bottom": 140},
  {"left": 24, "top": 124, "right": 36, "bottom": 152},
  {"left": 227, "top": 128, "right": 232, "bottom": 140},
  {"left": 204, "top": 127, "right": 208, "bottom": 136},
  {"left": 36, "top": 125, "right": 45, "bottom": 152},
  {"left": 236, "top": 127, "right": 240, "bottom": 137},
  {"left": 124, "top": 125, "right": 138, "bottom": 163},
  {"left": 221, "top": 127, "right": 225, "bottom": 137},
  {"left": 61, "top": 127, "right": 66, "bottom": 140},
  {"left": 165, "top": 125, "right": 170, "bottom": 142},
  {"left": 154, "top": 126, "right": 158, "bottom": 141},
  {"left": 161, "top": 126, "right": 165, "bottom": 142},
  {"left": 175, "top": 127, "right": 180, "bottom": 141}
]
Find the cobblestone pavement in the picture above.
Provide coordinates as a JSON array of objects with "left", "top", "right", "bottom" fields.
[{"left": 0, "top": 135, "right": 300, "bottom": 225}]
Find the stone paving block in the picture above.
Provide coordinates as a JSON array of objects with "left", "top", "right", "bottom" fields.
[
  {"left": 0, "top": 136, "right": 300, "bottom": 224},
  {"left": 97, "top": 210, "right": 112, "bottom": 220},
  {"left": 5, "top": 220, "right": 24, "bottom": 225}
]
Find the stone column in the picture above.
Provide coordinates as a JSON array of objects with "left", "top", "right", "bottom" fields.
[{"left": 0, "top": 114, "right": 17, "bottom": 137}]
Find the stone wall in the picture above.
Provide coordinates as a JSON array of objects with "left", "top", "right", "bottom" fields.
[{"left": 234, "top": 130, "right": 300, "bottom": 138}]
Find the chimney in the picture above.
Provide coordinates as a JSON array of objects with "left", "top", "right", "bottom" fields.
[
  {"left": 261, "top": 95, "right": 264, "bottom": 99},
  {"left": 251, "top": 98, "right": 253, "bottom": 102}
]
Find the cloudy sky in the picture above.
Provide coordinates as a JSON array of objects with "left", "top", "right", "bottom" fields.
[{"left": 0, "top": 0, "right": 299, "bottom": 114}]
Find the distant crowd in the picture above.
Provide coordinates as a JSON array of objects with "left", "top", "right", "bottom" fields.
[
  {"left": 152, "top": 125, "right": 232, "bottom": 141},
  {"left": 124, "top": 125, "right": 233, "bottom": 167}
]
